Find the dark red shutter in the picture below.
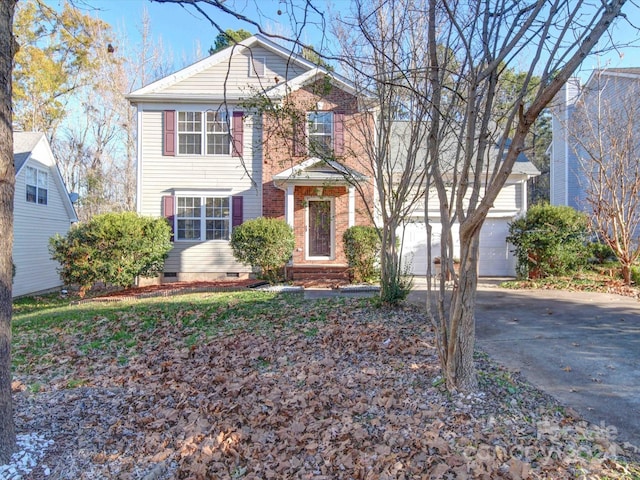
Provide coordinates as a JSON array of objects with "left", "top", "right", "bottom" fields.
[
  {"left": 232, "top": 111, "right": 243, "bottom": 157},
  {"left": 162, "top": 195, "right": 175, "bottom": 241},
  {"left": 292, "top": 116, "right": 307, "bottom": 156},
  {"left": 334, "top": 112, "right": 344, "bottom": 155},
  {"left": 232, "top": 195, "right": 243, "bottom": 227},
  {"left": 163, "top": 110, "right": 176, "bottom": 156}
]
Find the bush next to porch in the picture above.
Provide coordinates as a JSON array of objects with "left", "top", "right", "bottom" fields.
[
  {"left": 343, "top": 225, "right": 381, "bottom": 283},
  {"left": 230, "top": 217, "right": 294, "bottom": 283},
  {"left": 49, "top": 212, "right": 172, "bottom": 297}
]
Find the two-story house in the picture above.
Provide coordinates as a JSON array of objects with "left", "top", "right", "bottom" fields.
[
  {"left": 550, "top": 68, "right": 640, "bottom": 209},
  {"left": 127, "top": 34, "right": 373, "bottom": 283}
]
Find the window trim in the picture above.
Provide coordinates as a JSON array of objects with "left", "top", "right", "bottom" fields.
[
  {"left": 174, "top": 194, "right": 232, "bottom": 242},
  {"left": 307, "top": 111, "right": 334, "bottom": 157},
  {"left": 177, "top": 111, "right": 203, "bottom": 155},
  {"left": 25, "top": 166, "right": 48, "bottom": 205},
  {"left": 176, "top": 109, "right": 234, "bottom": 156},
  {"left": 206, "top": 111, "right": 231, "bottom": 155},
  {"left": 249, "top": 56, "right": 266, "bottom": 77}
]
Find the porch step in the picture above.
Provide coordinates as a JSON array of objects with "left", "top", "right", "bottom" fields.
[{"left": 288, "top": 265, "right": 350, "bottom": 282}]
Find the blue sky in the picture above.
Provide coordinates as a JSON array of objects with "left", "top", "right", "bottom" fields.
[
  {"left": 81, "top": 0, "right": 639, "bottom": 82},
  {"left": 84, "top": 0, "right": 330, "bottom": 71}
]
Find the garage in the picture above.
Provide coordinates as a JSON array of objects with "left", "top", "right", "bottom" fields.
[{"left": 399, "top": 217, "right": 516, "bottom": 277}]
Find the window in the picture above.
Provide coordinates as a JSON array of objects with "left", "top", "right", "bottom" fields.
[
  {"left": 176, "top": 110, "right": 232, "bottom": 155},
  {"left": 206, "top": 111, "right": 230, "bottom": 155},
  {"left": 178, "top": 112, "right": 202, "bottom": 154},
  {"left": 250, "top": 56, "right": 266, "bottom": 77},
  {"left": 307, "top": 112, "right": 333, "bottom": 156},
  {"left": 25, "top": 166, "right": 47, "bottom": 205},
  {"left": 176, "top": 196, "right": 230, "bottom": 241}
]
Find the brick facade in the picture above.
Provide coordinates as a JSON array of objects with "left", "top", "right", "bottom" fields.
[{"left": 262, "top": 78, "right": 374, "bottom": 267}]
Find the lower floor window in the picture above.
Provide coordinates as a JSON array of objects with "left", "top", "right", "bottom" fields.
[{"left": 176, "top": 196, "right": 230, "bottom": 241}]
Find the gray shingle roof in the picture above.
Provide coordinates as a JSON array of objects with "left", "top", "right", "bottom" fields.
[{"left": 13, "top": 132, "right": 44, "bottom": 172}]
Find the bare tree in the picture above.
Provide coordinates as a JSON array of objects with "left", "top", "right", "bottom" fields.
[
  {"left": 333, "top": 0, "right": 430, "bottom": 302},
  {"left": 423, "top": 0, "right": 629, "bottom": 391},
  {"left": 570, "top": 71, "right": 640, "bottom": 284},
  {"left": 0, "top": 0, "right": 17, "bottom": 464}
]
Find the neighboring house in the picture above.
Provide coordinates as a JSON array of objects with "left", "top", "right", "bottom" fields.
[
  {"left": 13, "top": 132, "right": 78, "bottom": 297},
  {"left": 550, "top": 68, "right": 640, "bottom": 210},
  {"left": 399, "top": 139, "right": 540, "bottom": 277},
  {"left": 127, "top": 34, "right": 373, "bottom": 282}
]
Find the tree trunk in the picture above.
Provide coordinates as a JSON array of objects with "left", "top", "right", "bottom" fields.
[
  {"left": 0, "top": 0, "right": 16, "bottom": 463},
  {"left": 442, "top": 230, "right": 480, "bottom": 392}
]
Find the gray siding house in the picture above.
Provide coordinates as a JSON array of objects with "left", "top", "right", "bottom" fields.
[
  {"left": 550, "top": 68, "right": 640, "bottom": 210},
  {"left": 13, "top": 132, "right": 78, "bottom": 297}
]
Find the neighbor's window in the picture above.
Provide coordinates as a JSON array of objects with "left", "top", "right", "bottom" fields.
[
  {"left": 178, "top": 111, "right": 202, "bottom": 154},
  {"left": 206, "top": 111, "right": 230, "bottom": 155},
  {"left": 25, "top": 166, "right": 48, "bottom": 205},
  {"left": 176, "top": 196, "right": 230, "bottom": 241},
  {"left": 307, "top": 111, "right": 333, "bottom": 156}
]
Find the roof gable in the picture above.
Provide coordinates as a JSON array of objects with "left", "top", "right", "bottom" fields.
[
  {"left": 127, "top": 34, "right": 345, "bottom": 103},
  {"left": 14, "top": 132, "right": 78, "bottom": 222}
]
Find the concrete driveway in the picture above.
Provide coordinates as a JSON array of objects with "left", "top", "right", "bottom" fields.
[{"left": 408, "top": 279, "right": 640, "bottom": 446}]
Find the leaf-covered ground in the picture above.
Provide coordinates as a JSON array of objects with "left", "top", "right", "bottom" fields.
[{"left": 11, "top": 291, "right": 640, "bottom": 479}]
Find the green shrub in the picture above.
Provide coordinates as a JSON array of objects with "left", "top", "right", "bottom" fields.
[
  {"left": 49, "top": 212, "right": 172, "bottom": 296},
  {"left": 588, "top": 241, "right": 616, "bottom": 264},
  {"left": 230, "top": 217, "right": 294, "bottom": 283},
  {"left": 343, "top": 226, "right": 381, "bottom": 283},
  {"left": 507, "top": 204, "right": 589, "bottom": 279},
  {"left": 631, "top": 265, "right": 640, "bottom": 285}
]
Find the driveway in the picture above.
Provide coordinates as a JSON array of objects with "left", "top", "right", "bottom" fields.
[{"left": 408, "top": 279, "right": 640, "bottom": 446}]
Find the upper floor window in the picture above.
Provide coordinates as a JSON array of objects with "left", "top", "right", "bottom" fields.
[
  {"left": 178, "top": 112, "right": 202, "bottom": 154},
  {"left": 25, "top": 166, "right": 48, "bottom": 205},
  {"left": 206, "top": 111, "right": 230, "bottom": 155},
  {"left": 176, "top": 196, "right": 230, "bottom": 241},
  {"left": 307, "top": 112, "right": 333, "bottom": 156},
  {"left": 177, "top": 110, "right": 230, "bottom": 155}
]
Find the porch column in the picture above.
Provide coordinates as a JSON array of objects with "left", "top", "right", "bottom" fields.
[
  {"left": 348, "top": 185, "right": 355, "bottom": 227},
  {"left": 286, "top": 185, "right": 295, "bottom": 228}
]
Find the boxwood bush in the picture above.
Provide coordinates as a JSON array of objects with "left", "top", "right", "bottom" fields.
[
  {"left": 230, "top": 217, "right": 294, "bottom": 283},
  {"left": 49, "top": 212, "right": 172, "bottom": 296},
  {"left": 343, "top": 225, "right": 381, "bottom": 283}
]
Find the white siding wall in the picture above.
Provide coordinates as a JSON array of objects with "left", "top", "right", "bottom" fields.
[
  {"left": 139, "top": 108, "right": 262, "bottom": 276},
  {"left": 13, "top": 144, "right": 72, "bottom": 297},
  {"left": 162, "top": 46, "right": 307, "bottom": 97}
]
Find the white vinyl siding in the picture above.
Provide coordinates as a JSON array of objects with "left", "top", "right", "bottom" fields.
[
  {"left": 138, "top": 109, "right": 261, "bottom": 274},
  {"left": 160, "top": 46, "right": 308, "bottom": 96},
  {"left": 13, "top": 154, "right": 73, "bottom": 297}
]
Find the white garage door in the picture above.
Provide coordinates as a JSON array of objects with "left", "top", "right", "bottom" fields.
[
  {"left": 478, "top": 218, "right": 517, "bottom": 277},
  {"left": 399, "top": 218, "right": 515, "bottom": 277}
]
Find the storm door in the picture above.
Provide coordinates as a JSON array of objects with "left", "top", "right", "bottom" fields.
[{"left": 308, "top": 199, "right": 332, "bottom": 257}]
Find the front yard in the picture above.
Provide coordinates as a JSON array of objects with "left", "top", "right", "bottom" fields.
[{"left": 7, "top": 290, "right": 640, "bottom": 479}]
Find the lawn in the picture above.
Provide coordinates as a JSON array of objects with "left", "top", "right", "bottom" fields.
[{"left": 9, "top": 289, "right": 640, "bottom": 479}]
